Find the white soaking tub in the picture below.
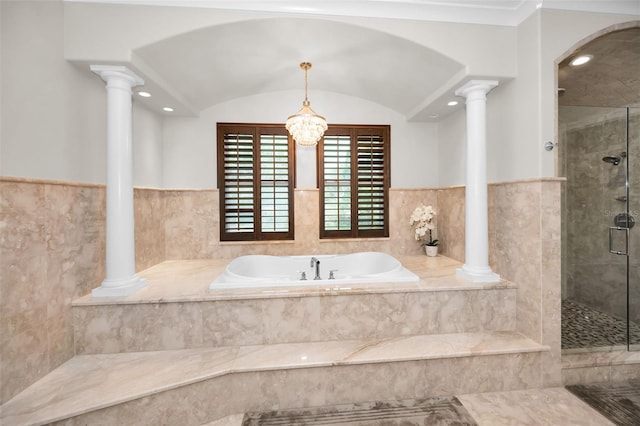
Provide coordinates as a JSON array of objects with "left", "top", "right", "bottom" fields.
[{"left": 209, "top": 251, "right": 419, "bottom": 289}]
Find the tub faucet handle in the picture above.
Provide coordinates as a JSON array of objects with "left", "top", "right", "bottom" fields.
[
  {"left": 299, "top": 271, "right": 307, "bottom": 280},
  {"left": 329, "top": 269, "right": 338, "bottom": 280}
]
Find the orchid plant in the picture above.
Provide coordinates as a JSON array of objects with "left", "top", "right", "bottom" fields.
[{"left": 409, "top": 204, "right": 439, "bottom": 246}]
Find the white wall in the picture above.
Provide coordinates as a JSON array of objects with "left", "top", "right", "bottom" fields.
[
  {"left": 1, "top": 0, "right": 107, "bottom": 183},
  {"left": 162, "top": 90, "right": 437, "bottom": 189},
  {"left": 0, "top": 1, "right": 164, "bottom": 186},
  {"left": 437, "top": 108, "right": 466, "bottom": 187},
  {"left": 438, "top": 10, "right": 639, "bottom": 186},
  {"left": 539, "top": 10, "right": 639, "bottom": 178},
  {"left": 133, "top": 102, "right": 163, "bottom": 187},
  {"left": 4, "top": 3, "right": 636, "bottom": 187}
]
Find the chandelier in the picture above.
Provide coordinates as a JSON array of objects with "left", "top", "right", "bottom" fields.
[{"left": 286, "top": 62, "right": 327, "bottom": 147}]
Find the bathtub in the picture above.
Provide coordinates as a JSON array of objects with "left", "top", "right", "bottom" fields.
[{"left": 209, "top": 251, "right": 419, "bottom": 289}]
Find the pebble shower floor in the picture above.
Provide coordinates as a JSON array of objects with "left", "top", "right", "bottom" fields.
[{"left": 562, "top": 298, "right": 640, "bottom": 350}]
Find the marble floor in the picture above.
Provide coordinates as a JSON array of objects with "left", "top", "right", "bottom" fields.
[{"left": 207, "top": 388, "right": 615, "bottom": 426}]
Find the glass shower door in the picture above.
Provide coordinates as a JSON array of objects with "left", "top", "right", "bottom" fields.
[
  {"left": 628, "top": 107, "right": 640, "bottom": 351},
  {"left": 561, "top": 105, "right": 633, "bottom": 352}
]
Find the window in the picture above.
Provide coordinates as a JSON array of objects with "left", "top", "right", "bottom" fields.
[
  {"left": 319, "top": 125, "right": 390, "bottom": 238},
  {"left": 217, "top": 123, "right": 294, "bottom": 241}
]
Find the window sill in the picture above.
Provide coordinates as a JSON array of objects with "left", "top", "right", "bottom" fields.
[
  {"left": 219, "top": 240, "right": 295, "bottom": 246},
  {"left": 319, "top": 237, "right": 390, "bottom": 243}
]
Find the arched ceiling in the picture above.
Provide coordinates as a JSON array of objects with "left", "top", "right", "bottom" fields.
[
  {"left": 133, "top": 18, "right": 464, "bottom": 118},
  {"left": 558, "top": 27, "right": 640, "bottom": 108},
  {"left": 68, "top": 0, "right": 639, "bottom": 120}
]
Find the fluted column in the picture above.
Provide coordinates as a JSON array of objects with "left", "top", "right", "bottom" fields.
[
  {"left": 455, "top": 80, "right": 500, "bottom": 283},
  {"left": 90, "top": 65, "right": 147, "bottom": 297}
]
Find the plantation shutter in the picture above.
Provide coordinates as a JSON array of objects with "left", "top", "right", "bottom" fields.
[
  {"left": 320, "top": 125, "right": 389, "bottom": 238},
  {"left": 322, "top": 134, "right": 352, "bottom": 233},
  {"left": 260, "top": 133, "right": 291, "bottom": 234},
  {"left": 356, "top": 129, "right": 388, "bottom": 236},
  {"left": 218, "top": 124, "right": 294, "bottom": 241},
  {"left": 221, "top": 128, "right": 255, "bottom": 238}
]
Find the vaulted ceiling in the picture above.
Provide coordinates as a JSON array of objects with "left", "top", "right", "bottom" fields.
[
  {"left": 68, "top": 0, "right": 640, "bottom": 119},
  {"left": 133, "top": 17, "right": 464, "bottom": 119}
]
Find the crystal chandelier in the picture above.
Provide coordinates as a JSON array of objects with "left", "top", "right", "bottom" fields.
[{"left": 286, "top": 62, "right": 327, "bottom": 147}]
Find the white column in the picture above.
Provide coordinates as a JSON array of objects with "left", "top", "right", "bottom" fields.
[
  {"left": 90, "top": 65, "right": 147, "bottom": 297},
  {"left": 455, "top": 80, "right": 500, "bottom": 283}
]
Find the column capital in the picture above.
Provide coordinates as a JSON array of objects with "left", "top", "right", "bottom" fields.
[
  {"left": 90, "top": 65, "right": 144, "bottom": 88},
  {"left": 455, "top": 79, "right": 499, "bottom": 98}
]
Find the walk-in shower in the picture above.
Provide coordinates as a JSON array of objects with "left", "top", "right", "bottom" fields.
[
  {"left": 558, "top": 27, "right": 640, "bottom": 354},
  {"left": 560, "top": 104, "right": 640, "bottom": 352},
  {"left": 560, "top": 106, "right": 639, "bottom": 352}
]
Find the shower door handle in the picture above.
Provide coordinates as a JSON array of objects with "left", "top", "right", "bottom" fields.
[{"left": 609, "top": 226, "right": 629, "bottom": 256}]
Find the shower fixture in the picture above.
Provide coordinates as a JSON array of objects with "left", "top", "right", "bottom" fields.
[
  {"left": 603, "top": 156, "right": 621, "bottom": 165},
  {"left": 602, "top": 152, "right": 627, "bottom": 166}
]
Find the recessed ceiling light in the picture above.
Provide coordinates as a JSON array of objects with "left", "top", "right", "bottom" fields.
[
  {"left": 429, "top": 114, "right": 439, "bottom": 119},
  {"left": 137, "top": 91, "right": 151, "bottom": 98},
  {"left": 447, "top": 101, "right": 458, "bottom": 106},
  {"left": 570, "top": 55, "right": 593, "bottom": 66},
  {"left": 162, "top": 107, "right": 174, "bottom": 112}
]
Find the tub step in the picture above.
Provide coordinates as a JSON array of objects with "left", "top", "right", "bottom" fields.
[{"left": 1, "top": 331, "right": 548, "bottom": 425}]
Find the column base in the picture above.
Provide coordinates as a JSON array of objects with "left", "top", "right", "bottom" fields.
[
  {"left": 456, "top": 265, "right": 501, "bottom": 283},
  {"left": 92, "top": 274, "right": 147, "bottom": 297}
]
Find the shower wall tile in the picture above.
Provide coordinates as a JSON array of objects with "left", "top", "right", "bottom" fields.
[
  {"left": 564, "top": 114, "right": 634, "bottom": 320},
  {"left": 573, "top": 264, "right": 627, "bottom": 319}
]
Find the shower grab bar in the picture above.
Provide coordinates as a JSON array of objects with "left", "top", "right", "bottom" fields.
[{"left": 608, "top": 226, "right": 629, "bottom": 256}]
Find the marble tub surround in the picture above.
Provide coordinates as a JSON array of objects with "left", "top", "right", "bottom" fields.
[
  {"left": 438, "top": 179, "right": 563, "bottom": 386},
  {"left": 2, "top": 175, "right": 562, "bottom": 404},
  {"left": 162, "top": 188, "right": 438, "bottom": 260},
  {"left": 0, "top": 178, "right": 106, "bottom": 404},
  {"left": 490, "top": 178, "right": 563, "bottom": 388},
  {"left": 0, "top": 331, "right": 547, "bottom": 425},
  {"left": 72, "top": 256, "right": 518, "bottom": 353}
]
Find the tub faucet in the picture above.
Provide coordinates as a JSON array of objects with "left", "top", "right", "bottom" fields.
[{"left": 310, "top": 257, "right": 321, "bottom": 280}]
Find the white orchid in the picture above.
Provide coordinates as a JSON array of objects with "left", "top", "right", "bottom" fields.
[{"left": 409, "top": 204, "right": 439, "bottom": 246}]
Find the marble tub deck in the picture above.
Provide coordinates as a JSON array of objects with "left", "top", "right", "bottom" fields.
[{"left": 73, "top": 255, "right": 511, "bottom": 305}]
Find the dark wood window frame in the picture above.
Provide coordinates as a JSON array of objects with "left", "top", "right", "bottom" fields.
[
  {"left": 318, "top": 125, "right": 390, "bottom": 239},
  {"left": 217, "top": 123, "right": 295, "bottom": 241}
]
